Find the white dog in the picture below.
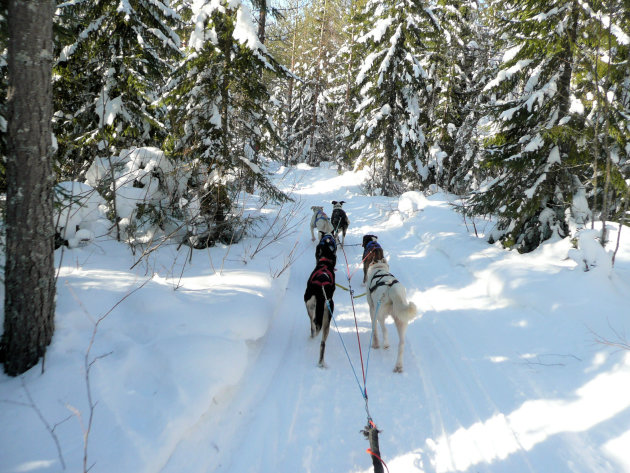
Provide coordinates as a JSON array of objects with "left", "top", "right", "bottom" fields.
[
  {"left": 365, "top": 260, "right": 417, "bottom": 372},
  {"left": 310, "top": 206, "right": 334, "bottom": 242}
]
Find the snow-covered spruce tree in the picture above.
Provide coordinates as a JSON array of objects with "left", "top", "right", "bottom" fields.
[
  {"left": 351, "top": 0, "right": 439, "bottom": 196},
  {"left": 575, "top": 1, "right": 630, "bottom": 243},
  {"left": 447, "top": 2, "right": 500, "bottom": 197},
  {"left": 53, "top": 0, "right": 183, "bottom": 180},
  {"left": 264, "top": 0, "right": 305, "bottom": 166},
  {"left": 164, "top": 0, "right": 287, "bottom": 246},
  {"left": 469, "top": 0, "right": 589, "bottom": 252},
  {"left": 325, "top": 0, "right": 368, "bottom": 169},
  {"left": 428, "top": 0, "right": 486, "bottom": 194},
  {"left": 277, "top": 0, "right": 347, "bottom": 166}
]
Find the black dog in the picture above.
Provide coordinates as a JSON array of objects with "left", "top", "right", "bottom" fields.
[
  {"left": 315, "top": 233, "right": 337, "bottom": 264},
  {"left": 362, "top": 234, "right": 384, "bottom": 284},
  {"left": 304, "top": 245, "right": 336, "bottom": 368},
  {"left": 331, "top": 201, "right": 350, "bottom": 246}
]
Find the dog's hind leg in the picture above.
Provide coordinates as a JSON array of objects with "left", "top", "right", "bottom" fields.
[
  {"left": 318, "top": 303, "right": 332, "bottom": 368},
  {"left": 305, "top": 296, "right": 318, "bottom": 337},
  {"left": 378, "top": 300, "right": 391, "bottom": 349},
  {"left": 393, "top": 317, "right": 408, "bottom": 373},
  {"left": 367, "top": 296, "right": 379, "bottom": 349},
  {"left": 380, "top": 317, "right": 390, "bottom": 350}
]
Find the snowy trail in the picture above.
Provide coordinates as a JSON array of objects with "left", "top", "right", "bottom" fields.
[
  {"left": 3, "top": 164, "right": 630, "bottom": 473},
  {"left": 160, "top": 163, "right": 630, "bottom": 473}
]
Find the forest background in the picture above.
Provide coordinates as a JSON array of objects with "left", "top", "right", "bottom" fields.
[{"left": 0, "top": 0, "right": 629, "bottom": 374}]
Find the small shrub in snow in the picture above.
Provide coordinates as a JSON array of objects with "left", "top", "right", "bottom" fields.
[
  {"left": 55, "top": 181, "right": 109, "bottom": 248},
  {"left": 85, "top": 147, "right": 190, "bottom": 241}
]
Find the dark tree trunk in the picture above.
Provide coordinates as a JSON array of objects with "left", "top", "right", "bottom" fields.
[
  {"left": 257, "top": 0, "right": 267, "bottom": 44},
  {"left": 2, "top": 0, "right": 56, "bottom": 376}
]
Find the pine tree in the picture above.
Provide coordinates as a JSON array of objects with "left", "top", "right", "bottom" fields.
[
  {"left": 428, "top": 0, "right": 485, "bottom": 194},
  {"left": 276, "top": 0, "right": 347, "bottom": 166},
  {"left": 165, "top": 0, "right": 287, "bottom": 243},
  {"left": 326, "top": 0, "right": 368, "bottom": 169},
  {"left": 576, "top": 0, "right": 630, "bottom": 242},
  {"left": 53, "top": 0, "right": 183, "bottom": 180},
  {"left": 351, "top": 0, "right": 439, "bottom": 195},
  {"left": 470, "top": 0, "right": 588, "bottom": 252}
]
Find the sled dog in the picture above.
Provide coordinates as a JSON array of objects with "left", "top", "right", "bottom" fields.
[
  {"left": 315, "top": 233, "right": 337, "bottom": 263},
  {"left": 361, "top": 234, "right": 384, "bottom": 284},
  {"left": 310, "top": 206, "right": 334, "bottom": 242},
  {"left": 304, "top": 250, "right": 336, "bottom": 367},
  {"left": 330, "top": 201, "right": 350, "bottom": 246},
  {"left": 365, "top": 260, "right": 417, "bottom": 372}
]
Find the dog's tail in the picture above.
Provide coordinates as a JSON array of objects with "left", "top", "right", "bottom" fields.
[{"left": 392, "top": 287, "right": 417, "bottom": 323}]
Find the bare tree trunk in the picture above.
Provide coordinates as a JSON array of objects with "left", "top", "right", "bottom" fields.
[
  {"left": 284, "top": 2, "right": 299, "bottom": 166},
  {"left": 599, "top": 6, "right": 615, "bottom": 246},
  {"left": 2, "top": 0, "right": 56, "bottom": 376},
  {"left": 382, "top": 91, "right": 395, "bottom": 196}
]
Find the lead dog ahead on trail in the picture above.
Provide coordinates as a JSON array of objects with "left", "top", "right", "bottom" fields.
[
  {"left": 330, "top": 200, "right": 350, "bottom": 246},
  {"left": 310, "top": 206, "right": 334, "bottom": 242}
]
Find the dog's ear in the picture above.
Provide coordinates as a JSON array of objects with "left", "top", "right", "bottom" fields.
[
  {"left": 331, "top": 200, "right": 337, "bottom": 205},
  {"left": 340, "top": 201, "right": 345, "bottom": 205}
]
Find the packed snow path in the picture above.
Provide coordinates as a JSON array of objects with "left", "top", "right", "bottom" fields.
[{"left": 160, "top": 164, "right": 630, "bottom": 473}]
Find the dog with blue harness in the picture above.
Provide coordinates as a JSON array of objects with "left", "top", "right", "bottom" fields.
[
  {"left": 310, "top": 206, "right": 334, "bottom": 242},
  {"left": 362, "top": 234, "right": 384, "bottom": 284}
]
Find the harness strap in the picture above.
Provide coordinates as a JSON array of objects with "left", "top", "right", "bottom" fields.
[
  {"left": 310, "top": 264, "right": 334, "bottom": 286},
  {"left": 315, "top": 210, "right": 329, "bottom": 223},
  {"left": 368, "top": 271, "right": 398, "bottom": 294}
]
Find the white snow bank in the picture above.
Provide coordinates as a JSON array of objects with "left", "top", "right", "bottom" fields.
[
  {"left": 55, "top": 181, "right": 109, "bottom": 247},
  {"left": 398, "top": 191, "right": 428, "bottom": 216}
]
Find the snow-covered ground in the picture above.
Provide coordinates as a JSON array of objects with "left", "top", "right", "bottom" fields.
[{"left": 2, "top": 163, "right": 630, "bottom": 473}]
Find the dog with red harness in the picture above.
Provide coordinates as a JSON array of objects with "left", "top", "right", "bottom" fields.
[{"left": 304, "top": 237, "right": 337, "bottom": 367}]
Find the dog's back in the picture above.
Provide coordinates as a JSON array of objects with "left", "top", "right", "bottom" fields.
[
  {"left": 311, "top": 206, "right": 334, "bottom": 241},
  {"left": 315, "top": 234, "right": 337, "bottom": 263},
  {"left": 304, "top": 257, "right": 336, "bottom": 329},
  {"left": 331, "top": 202, "right": 349, "bottom": 231},
  {"left": 367, "top": 261, "right": 416, "bottom": 321}
]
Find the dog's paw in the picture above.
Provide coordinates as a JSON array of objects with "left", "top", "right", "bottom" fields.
[
  {"left": 384, "top": 343, "right": 390, "bottom": 350},
  {"left": 393, "top": 365, "right": 403, "bottom": 373},
  {"left": 318, "top": 361, "right": 328, "bottom": 369}
]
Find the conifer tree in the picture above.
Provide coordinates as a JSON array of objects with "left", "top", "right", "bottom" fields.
[
  {"left": 429, "top": 0, "right": 485, "bottom": 193},
  {"left": 53, "top": 0, "right": 183, "bottom": 179},
  {"left": 576, "top": 0, "right": 630, "bottom": 241},
  {"left": 165, "top": 0, "right": 287, "bottom": 242},
  {"left": 351, "top": 0, "right": 439, "bottom": 195},
  {"left": 279, "top": 0, "right": 346, "bottom": 166},
  {"left": 326, "top": 0, "right": 367, "bottom": 169},
  {"left": 470, "top": 0, "right": 587, "bottom": 252}
]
